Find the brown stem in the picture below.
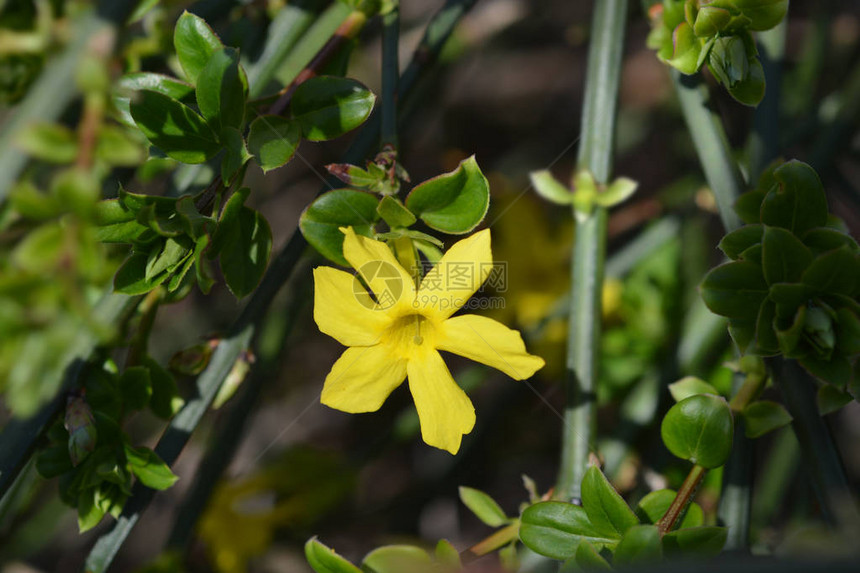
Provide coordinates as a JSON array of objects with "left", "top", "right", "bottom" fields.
[
  {"left": 656, "top": 464, "right": 706, "bottom": 535},
  {"left": 76, "top": 94, "right": 103, "bottom": 170},
  {"left": 267, "top": 11, "right": 367, "bottom": 116}
]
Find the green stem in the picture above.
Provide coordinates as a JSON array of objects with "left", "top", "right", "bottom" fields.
[
  {"left": 0, "top": 0, "right": 140, "bottom": 198},
  {"left": 719, "top": 372, "right": 753, "bottom": 551},
  {"left": 657, "top": 464, "right": 706, "bottom": 535},
  {"left": 769, "top": 358, "right": 859, "bottom": 526},
  {"left": 83, "top": 2, "right": 479, "bottom": 568},
  {"left": 671, "top": 70, "right": 745, "bottom": 233},
  {"left": 463, "top": 522, "right": 519, "bottom": 561},
  {"left": 380, "top": 2, "right": 400, "bottom": 149},
  {"left": 245, "top": 3, "right": 320, "bottom": 98},
  {"left": 556, "top": 0, "right": 627, "bottom": 503}
]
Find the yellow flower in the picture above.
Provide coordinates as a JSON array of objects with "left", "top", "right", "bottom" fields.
[{"left": 313, "top": 227, "right": 545, "bottom": 454}]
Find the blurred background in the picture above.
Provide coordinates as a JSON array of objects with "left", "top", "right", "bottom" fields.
[{"left": 1, "top": 0, "right": 860, "bottom": 571}]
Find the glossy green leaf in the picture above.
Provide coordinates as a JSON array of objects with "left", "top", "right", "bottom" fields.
[
  {"left": 735, "top": 0, "right": 789, "bottom": 31},
  {"left": 700, "top": 261, "right": 768, "bottom": 318},
  {"left": 802, "top": 228, "right": 859, "bottom": 255},
  {"left": 662, "top": 526, "right": 727, "bottom": 558},
  {"left": 742, "top": 400, "right": 792, "bottom": 438},
  {"left": 130, "top": 90, "right": 220, "bottom": 163},
  {"left": 530, "top": 170, "right": 572, "bottom": 205},
  {"left": 566, "top": 541, "right": 611, "bottom": 571},
  {"left": 519, "top": 501, "right": 619, "bottom": 561},
  {"left": 114, "top": 73, "right": 194, "bottom": 126},
  {"left": 305, "top": 538, "right": 362, "bottom": 573},
  {"left": 145, "top": 237, "right": 191, "bottom": 280},
  {"left": 247, "top": 115, "right": 301, "bottom": 172},
  {"left": 377, "top": 196, "right": 416, "bottom": 228},
  {"left": 761, "top": 161, "right": 829, "bottom": 236},
  {"left": 752, "top": 299, "right": 780, "bottom": 355},
  {"left": 693, "top": 6, "right": 731, "bottom": 36},
  {"left": 361, "top": 545, "right": 432, "bottom": 573},
  {"left": 196, "top": 47, "right": 248, "bottom": 133},
  {"left": 143, "top": 356, "right": 184, "bottom": 419},
  {"left": 762, "top": 226, "right": 813, "bottom": 285},
  {"left": 718, "top": 225, "right": 763, "bottom": 260},
  {"left": 581, "top": 465, "right": 639, "bottom": 537},
  {"left": 459, "top": 486, "right": 508, "bottom": 527},
  {"left": 634, "top": 489, "right": 704, "bottom": 529},
  {"left": 291, "top": 76, "right": 375, "bottom": 141},
  {"left": 667, "top": 22, "right": 702, "bottom": 74},
  {"left": 299, "top": 189, "right": 379, "bottom": 266},
  {"left": 174, "top": 11, "right": 223, "bottom": 84},
  {"left": 661, "top": 394, "right": 733, "bottom": 468},
  {"left": 818, "top": 384, "right": 852, "bottom": 416},
  {"left": 668, "top": 377, "right": 719, "bottom": 403},
  {"left": 614, "top": 525, "right": 662, "bottom": 565},
  {"left": 220, "top": 127, "right": 251, "bottom": 184},
  {"left": 119, "top": 366, "right": 152, "bottom": 411},
  {"left": 405, "top": 155, "right": 490, "bottom": 234},
  {"left": 125, "top": 446, "right": 178, "bottom": 490},
  {"left": 114, "top": 252, "right": 168, "bottom": 295},
  {"left": 802, "top": 246, "right": 859, "bottom": 296},
  {"left": 217, "top": 205, "right": 272, "bottom": 298},
  {"left": 78, "top": 491, "right": 107, "bottom": 533},
  {"left": 739, "top": 240, "right": 762, "bottom": 264}
]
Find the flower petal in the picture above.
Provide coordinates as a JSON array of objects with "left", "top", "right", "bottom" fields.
[
  {"left": 341, "top": 227, "right": 415, "bottom": 309},
  {"left": 321, "top": 346, "right": 406, "bottom": 413},
  {"left": 418, "top": 228, "right": 493, "bottom": 317},
  {"left": 313, "top": 267, "right": 391, "bottom": 346},
  {"left": 437, "top": 314, "right": 545, "bottom": 379},
  {"left": 407, "top": 350, "right": 476, "bottom": 454}
]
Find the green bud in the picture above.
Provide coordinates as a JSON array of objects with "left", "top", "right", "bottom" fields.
[{"left": 804, "top": 306, "right": 836, "bottom": 356}]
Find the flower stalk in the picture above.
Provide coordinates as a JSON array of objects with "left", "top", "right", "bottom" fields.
[{"left": 556, "top": 0, "right": 628, "bottom": 503}]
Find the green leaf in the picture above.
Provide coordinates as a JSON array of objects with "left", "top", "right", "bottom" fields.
[
  {"left": 818, "top": 384, "right": 852, "bottom": 415},
  {"left": 114, "top": 73, "right": 195, "bottom": 127},
  {"left": 566, "top": 541, "right": 611, "bottom": 571},
  {"left": 634, "top": 490, "right": 703, "bottom": 529},
  {"left": 519, "top": 501, "right": 619, "bottom": 561},
  {"left": 145, "top": 237, "right": 192, "bottom": 280},
  {"left": 700, "top": 261, "right": 768, "bottom": 318},
  {"left": 220, "top": 127, "right": 251, "bottom": 184},
  {"left": 125, "top": 445, "right": 179, "bottom": 490},
  {"left": 799, "top": 355, "right": 853, "bottom": 387},
  {"left": 16, "top": 122, "right": 78, "bottom": 163},
  {"left": 434, "top": 540, "right": 460, "bottom": 568},
  {"left": 661, "top": 394, "right": 733, "bottom": 468},
  {"left": 194, "top": 234, "right": 216, "bottom": 295},
  {"left": 114, "top": 252, "right": 168, "bottom": 295},
  {"left": 119, "top": 366, "right": 152, "bottom": 411},
  {"left": 802, "top": 246, "right": 859, "bottom": 296},
  {"left": 735, "top": 0, "right": 789, "bottom": 31},
  {"left": 36, "top": 445, "right": 73, "bottom": 478},
  {"left": 291, "top": 76, "right": 375, "bottom": 141},
  {"left": 361, "top": 546, "right": 432, "bottom": 573},
  {"left": 459, "top": 486, "right": 508, "bottom": 528},
  {"left": 196, "top": 47, "right": 248, "bottom": 133},
  {"left": 718, "top": 225, "right": 763, "bottom": 260},
  {"left": 305, "top": 538, "right": 362, "bottom": 573},
  {"left": 614, "top": 525, "right": 662, "bottom": 565},
  {"left": 594, "top": 177, "right": 638, "bottom": 208},
  {"left": 801, "top": 228, "right": 859, "bottom": 256},
  {"left": 666, "top": 22, "right": 702, "bottom": 74},
  {"left": 78, "top": 490, "right": 107, "bottom": 533},
  {"left": 752, "top": 299, "right": 780, "bottom": 355},
  {"left": 247, "top": 115, "right": 301, "bottom": 172},
  {"left": 668, "top": 377, "right": 719, "bottom": 403},
  {"left": 130, "top": 90, "right": 220, "bottom": 164},
  {"left": 217, "top": 205, "right": 272, "bottom": 298},
  {"left": 693, "top": 6, "right": 731, "bottom": 36},
  {"left": 742, "top": 400, "right": 792, "bottom": 438},
  {"left": 734, "top": 189, "right": 766, "bottom": 224},
  {"left": 174, "top": 11, "right": 223, "bottom": 84},
  {"left": 836, "top": 307, "right": 860, "bottom": 355},
  {"left": 96, "top": 126, "right": 145, "bottom": 167},
  {"left": 299, "top": 189, "right": 380, "bottom": 266},
  {"left": 405, "top": 155, "right": 490, "bottom": 234},
  {"left": 761, "top": 226, "right": 813, "bottom": 285},
  {"left": 581, "top": 465, "right": 639, "bottom": 537},
  {"left": 11, "top": 221, "right": 66, "bottom": 273},
  {"left": 377, "top": 196, "right": 416, "bottom": 228},
  {"left": 723, "top": 56, "right": 765, "bottom": 107},
  {"left": 761, "top": 161, "right": 829, "bottom": 236},
  {"left": 769, "top": 282, "right": 813, "bottom": 321},
  {"left": 776, "top": 305, "right": 806, "bottom": 357},
  {"left": 662, "top": 526, "right": 727, "bottom": 558},
  {"left": 530, "top": 170, "right": 572, "bottom": 205},
  {"left": 143, "top": 356, "right": 184, "bottom": 419}
]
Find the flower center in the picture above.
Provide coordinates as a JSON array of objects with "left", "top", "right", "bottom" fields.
[{"left": 383, "top": 313, "right": 439, "bottom": 358}]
